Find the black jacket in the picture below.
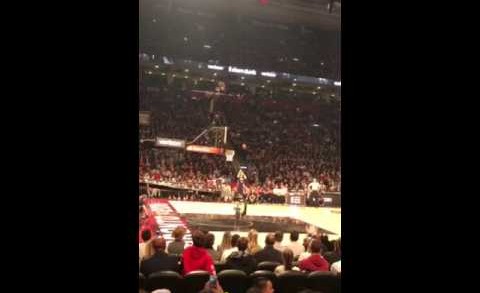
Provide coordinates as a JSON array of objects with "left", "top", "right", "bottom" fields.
[
  {"left": 253, "top": 246, "right": 283, "bottom": 264},
  {"left": 140, "top": 251, "right": 181, "bottom": 276},
  {"left": 226, "top": 251, "right": 257, "bottom": 275}
]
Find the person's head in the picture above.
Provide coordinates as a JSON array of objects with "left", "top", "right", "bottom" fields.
[
  {"left": 141, "top": 229, "right": 152, "bottom": 242},
  {"left": 221, "top": 231, "right": 232, "bottom": 249},
  {"left": 152, "top": 237, "right": 167, "bottom": 253},
  {"left": 282, "top": 248, "right": 294, "bottom": 271},
  {"left": 274, "top": 231, "right": 283, "bottom": 243},
  {"left": 320, "top": 235, "right": 332, "bottom": 251},
  {"left": 172, "top": 226, "right": 186, "bottom": 242},
  {"left": 237, "top": 237, "right": 249, "bottom": 252},
  {"left": 303, "top": 237, "right": 311, "bottom": 251},
  {"left": 310, "top": 239, "right": 324, "bottom": 254},
  {"left": 192, "top": 230, "right": 206, "bottom": 247},
  {"left": 231, "top": 234, "right": 240, "bottom": 247},
  {"left": 290, "top": 231, "right": 299, "bottom": 242},
  {"left": 252, "top": 278, "right": 274, "bottom": 293},
  {"left": 248, "top": 229, "right": 259, "bottom": 245},
  {"left": 265, "top": 233, "right": 276, "bottom": 247},
  {"left": 205, "top": 233, "right": 215, "bottom": 249}
]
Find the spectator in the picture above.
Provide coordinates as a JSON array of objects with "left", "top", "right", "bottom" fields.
[
  {"left": 331, "top": 260, "right": 341, "bottom": 274},
  {"left": 246, "top": 278, "right": 275, "bottom": 293},
  {"left": 182, "top": 230, "right": 216, "bottom": 275},
  {"left": 286, "top": 231, "right": 304, "bottom": 258},
  {"left": 273, "top": 231, "right": 285, "bottom": 252},
  {"left": 298, "top": 237, "right": 312, "bottom": 261},
  {"left": 217, "top": 231, "right": 232, "bottom": 257},
  {"left": 247, "top": 229, "right": 262, "bottom": 255},
  {"left": 168, "top": 226, "right": 186, "bottom": 255},
  {"left": 140, "top": 237, "right": 181, "bottom": 276},
  {"left": 274, "top": 248, "right": 300, "bottom": 276},
  {"left": 205, "top": 233, "right": 221, "bottom": 262},
  {"left": 298, "top": 239, "right": 329, "bottom": 272},
  {"left": 323, "top": 238, "right": 341, "bottom": 265},
  {"left": 226, "top": 237, "right": 257, "bottom": 274},
  {"left": 139, "top": 229, "right": 152, "bottom": 261},
  {"left": 220, "top": 234, "right": 240, "bottom": 262},
  {"left": 254, "top": 233, "right": 283, "bottom": 264}
]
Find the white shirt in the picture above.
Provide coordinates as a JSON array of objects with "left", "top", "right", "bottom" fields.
[
  {"left": 331, "top": 260, "right": 341, "bottom": 273},
  {"left": 220, "top": 247, "right": 238, "bottom": 262},
  {"left": 286, "top": 241, "right": 304, "bottom": 258},
  {"left": 308, "top": 181, "right": 320, "bottom": 191}
]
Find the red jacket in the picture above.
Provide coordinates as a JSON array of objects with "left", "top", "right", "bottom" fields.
[
  {"left": 139, "top": 215, "right": 158, "bottom": 243},
  {"left": 299, "top": 254, "right": 330, "bottom": 272},
  {"left": 182, "top": 246, "right": 216, "bottom": 275}
]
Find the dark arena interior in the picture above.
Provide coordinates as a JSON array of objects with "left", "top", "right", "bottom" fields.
[{"left": 139, "top": 1, "right": 341, "bottom": 292}]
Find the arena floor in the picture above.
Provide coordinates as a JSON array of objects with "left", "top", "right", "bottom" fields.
[{"left": 169, "top": 201, "right": 341, "bottom": 246}]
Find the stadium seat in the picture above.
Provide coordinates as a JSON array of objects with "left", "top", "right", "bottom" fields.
[
  {"left": 218, "top": 269, "right": 249, "bottom": 293},
  {"left": 146, "top": 270, "right": 183, "bottom": 293},
  {"left": 276, "top": 271, "right": 308, "bottom": 293},
  {"left": 184, "top": 270, "right": 210, "bottom": 293},
  {"left": 214, "top": 262, "right": 230, "bottom": 273},
  {"left": 250, "top": 270, "right": 277, "bottom": 287},
  {"left": 307, "top": 271, "right": 341, "bottom": 293},
  {"left": 257, "top": 261, "right": 281, "bottom": 272},
  {"left": 139, "top": 272, "right": 146, "bottom": 290}
]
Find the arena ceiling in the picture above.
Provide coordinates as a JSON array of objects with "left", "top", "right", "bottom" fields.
[{"left": 141, "top": 0, "right": 340, "bottom": 31}]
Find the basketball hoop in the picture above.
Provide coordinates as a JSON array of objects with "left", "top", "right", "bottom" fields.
[{"left": 225, "top": 149, "right": 235, "bottom": 162}]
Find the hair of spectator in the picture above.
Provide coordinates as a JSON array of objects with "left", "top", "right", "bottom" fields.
[
  {"left": 192, "top": 230, "right": 206, "bottom": 247},
  {"left": 274, "top": 231, "right": 283, "bottom": 242},
  {"left": 172, "top": 226, "right": 186, "bottom": 241},
  {"left": 141, "top": 229, "right": 152, "bottom": 242},
  {"left": 290, "top": 231, "right": 299, "bottom": 242},
  {"left": 310, "top": 239, "right": 323, "bottom": 254},
  {"left": 152, "top": 237, "right": 166, "bottom": 252},
  {"left": 231, "top": 234, "right": 240, "bottom": 247},
  {"left": 283, "top": 248, "right": 294, "bottom": 271},
  {"left": 237, "top": 237, "right": 249, "bottom": 252},
  {"left": 205, "top": 233, "right": 215, "bottom": 249},
  {"left": 265, "top": 233, "right": 276, "bottom": 246}
]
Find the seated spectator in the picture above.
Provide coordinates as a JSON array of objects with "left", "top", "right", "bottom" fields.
[
  {"left": 254, "top": 233, "right": 283, "bottom": 264},
  {"left": 286, "top": 231, "right": 304, "bottom": 258},
  {"left": 273, "top": 231, "right": 285, "bottom": 252},
  {"left": 220, "top": 234, "right": 240, "bottom": 262},
  {"left": 226, "top": 237, "right": 257, "bottom": 274},
  {"left": 139, "top": 229, "right": 152, "bottom": 261},
  {"left": 323, "top": 238, "right": 341, "bottom": 264},
  {"left": 246, "top": 278, "right": 274, "bottom": 293},
  {"left": 217, "top": 231, "right": 232, "bottom": 257},
  {"left": 298, "top": 237, "right": 312, "bottom": 261},
  {"left": 205, "top": 233, "right": 221, "bottom": 261},
  {"left": 298, "top": 239, "right": 329, "bottom": 272},
  {"left": 248, "top": 229, "right": 262, "bottom": 255},
  {"left": 140, "top": 237, "right": 181, "bottom": 276},
  {"left": 168, "top": 226, "right": 186, "bottom": 255},
  {"left": 330, "top": 260, "right": 341, "bottom": 274},
  {"left": 274, "top": 248, "right": 300, "bottom": 276},
  {"left": 182, "top": 230, "right": 216, "bottom": 275}
]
